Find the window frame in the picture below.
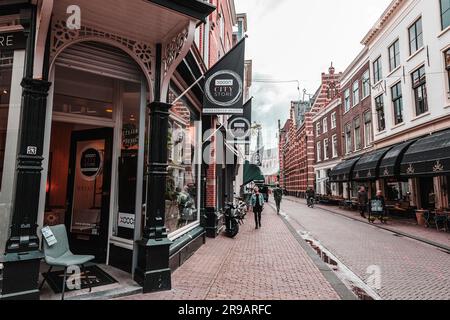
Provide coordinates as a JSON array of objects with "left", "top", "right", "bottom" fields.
[
  {"left": 324, "top": 138, "right": 329, "bottom": 161},
  {"left": 345, "top": 123, "right": 352, "bottom": 155},
  {"left": 388, "top": 39, "right": 401, "bottom": 72},
  {"left": 375, "top": 95, "right": 386, "bottom": 132},
  {"left": 317, "top": 141, "right": 322, "bottom": 162},
  {"left": 373, "top": 56, "right": 382, "bottom": 84},
  {"left": 352, "top": 80, "right": 360, "bottom": 106},
  {"left": 391, "top": 82, "right": 404, "bottom": 125},
  {"left": 344, "top": 89, "right": 351, "bottom": 113},
  {"left": 445, "top": 48, "right": 450, "bottom": 96},
  {"left": 353, "top": 117, "right": 362, "bottom": 151},
  {"left": 409, "top": 17, "right": 423, "bottom": 56},
  {"left": 411, "top": 65, "right": 428, "bottom": 116},
  {"left": 362, "top": 70, "right": 371, "bottom": 98},
  {"left": 316, "top": 122, "right": 321, "bottom": 136},
  {"left": 331, "top": 112, "right": 337, "bottom": 129},
  {"left": 441, "top": 0, "right": 450, "bottom": 30},
  {"left": 364, "top": 111, "right": 373, "bottom": 147},
  {"left": 332, "top": 134, "right": 338, "bottom": 158},
  {"left": 322, "top": 117, "right": 328, "bottom": 134}
]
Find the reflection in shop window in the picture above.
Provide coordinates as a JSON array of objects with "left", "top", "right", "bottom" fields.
[
  {"left": 165, "top": 89, "right": 199, "bottom": 235},
  {"left": 116, "top": 81, "right": 141, "bottom": 240},
  {"left": 0, "top": 51, "right": 13, "bottom": 190}
]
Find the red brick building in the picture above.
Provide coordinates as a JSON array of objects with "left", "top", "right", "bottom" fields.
[
  {"left": 338, "top": 49, "right": 374, "bottom": 199},
  {"left": 203, "top": 0, "right": 237, "bottom": 210},
  {"left": 279, "top": 65, "right": 341, "bottom": 197},
  {"left": 312, "top": 97, "right": 343, "bottom": 197}
]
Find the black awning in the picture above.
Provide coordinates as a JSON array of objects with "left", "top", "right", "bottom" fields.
[
  {"left": 149, "top": 0, "right": 216, "bottom": 23},
  {"left": 329, "top": 157, "right": 360, "bottom": 183},
  {"left": 379, "top": 141, "right": 416, "bottom": 178},
  {"left": 401, "top": 129, "right": 450, "bottom": 178},
  {"left": 352, "top": 147, "right": 392, "bottom": 181}
]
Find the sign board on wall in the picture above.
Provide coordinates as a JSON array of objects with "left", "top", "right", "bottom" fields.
[
  {"left": 0, "top": 31, "right": 27, "bottom": 51},
  {"left": 118, "top": 212, "right": 135, "bottom": 229},
  {"left": 203, "top": 38, "right": 246, "bottom": 115}
]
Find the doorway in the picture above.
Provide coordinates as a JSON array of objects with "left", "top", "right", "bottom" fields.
[
  {"left": 43, "top": 41, "right": 148, "bottom": 269},
  {"left": 66, "top": 128, "right": 113, "bottom": 261},
  {"left": 419, "top": 177, "right": 435, "bottom": 210}
]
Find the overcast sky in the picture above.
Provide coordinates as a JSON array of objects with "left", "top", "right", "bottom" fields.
[{"left": 235, "top": 0, "right": 392, "bottom": 149}]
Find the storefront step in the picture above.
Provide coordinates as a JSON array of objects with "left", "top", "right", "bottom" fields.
[{"left": 67, "top": 285, "right": 142, "bottom": 301}]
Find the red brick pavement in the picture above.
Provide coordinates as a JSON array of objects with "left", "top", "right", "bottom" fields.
[
  {"left": 279, "top": 198, "right": 450, "bottom": 300},
  {"left": 284, "top": 196, "right": 450, "bottom": 250},
  {"left": 120, "top": 205, "right": 340, "bottom": 300}
]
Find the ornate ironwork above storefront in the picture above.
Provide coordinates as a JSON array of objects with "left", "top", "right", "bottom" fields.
[{"left": 50, "top": 20, "right": 153, "bottom": 82}]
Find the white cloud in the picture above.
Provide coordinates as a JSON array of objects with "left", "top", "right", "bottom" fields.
[{"left": 235, "top": 0, "right": 392, "bottom": 149}]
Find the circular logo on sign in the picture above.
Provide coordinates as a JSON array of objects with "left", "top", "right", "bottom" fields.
[
  {"left": 80, "top": 148, "right": 103, "bottom": 181},
  {"left": 205, "top": 70, "right": 243, "bottom": 107},
  {"left": 228, "top": 117, "right": 251, "bottom": 140}
]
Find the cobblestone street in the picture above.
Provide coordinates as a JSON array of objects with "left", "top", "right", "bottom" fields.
[
  {"left": 120, "top": 204, "right": 342, "bottom": 301},
  {"left": 278, "top": 198, "right": 450, "bottom": 300}
]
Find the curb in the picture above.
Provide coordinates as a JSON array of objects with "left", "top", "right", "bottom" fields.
[
  {"left": 270, "top": 203, "right": 358, "bottom": 301},
  {"left": 284, "top": 197, "right": 450, "bottom": 254}
]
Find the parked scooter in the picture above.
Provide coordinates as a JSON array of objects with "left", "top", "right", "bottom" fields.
[
  {"left": 224, "top": 201, "right": 240, "bottom": 238},
  {"left": 223, "top": 196, "right": 247, "bottom": 238}
]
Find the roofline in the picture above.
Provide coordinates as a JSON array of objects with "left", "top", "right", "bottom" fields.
[
  {"left": 361, "top": 0, "right": 406, "bottom": 46},
  {"left": 340, "top": 47, "right": 369, "bottom": 86},
  {"left": 148, "top": 0, "right": 216, "bottom": 24}
]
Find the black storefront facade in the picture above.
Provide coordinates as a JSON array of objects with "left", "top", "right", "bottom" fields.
[
  {"left": 0, "top": 0, "right": 216, "bottom": 300},
  {"left": 330, "top": 128, "right": 450, "bottom": 211}
]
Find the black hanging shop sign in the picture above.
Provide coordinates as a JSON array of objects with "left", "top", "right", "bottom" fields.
[
  {"left": 0, "top": 31, "right": 27, "bottom": 51},
  {"left": 203, "top": 37, "right": 246, "bottom": 115},
  {"left": 227, "top": 99, "right": 252, "bottom": 144}
]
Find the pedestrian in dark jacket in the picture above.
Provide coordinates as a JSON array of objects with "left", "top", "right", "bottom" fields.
[
  {"left": 251, "top": 187, "right": 265, "bottom": 229},
  {"left": 358, "top": 186, "right": 369, "bottom": 219},
  {"left": 273, "top": 183, "right": 283, "bottom": 215}
]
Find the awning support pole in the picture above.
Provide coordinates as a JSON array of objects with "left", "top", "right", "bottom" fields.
[{"left": 172, "top": 74, "right": 205, "bottom": 105}]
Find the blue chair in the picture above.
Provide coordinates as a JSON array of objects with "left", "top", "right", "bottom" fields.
[{"left": 40, "top": 225, "right": 95, "bottom": 300}]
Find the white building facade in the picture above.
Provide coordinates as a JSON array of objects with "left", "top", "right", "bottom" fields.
[{"left": 362, "top": 0, "right": 450, "bottom": 209}]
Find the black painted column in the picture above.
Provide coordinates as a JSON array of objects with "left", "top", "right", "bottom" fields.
[
  {"left": 134, "top": 44, "right": 173, "bottom": 293},
  {"left": 0, "top": 5, "right": 51, "bottom": 300},
  {"left": 134, "top": 101, "right": 173, "bottom": 292}
]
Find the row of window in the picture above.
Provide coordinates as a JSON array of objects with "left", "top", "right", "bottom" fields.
[
  {"left": 317, "top": 111, "right": 375, "bottom": 161},
  {"left": 316, "top": 112, "right": 337, "bottom": 136},
  {"left": 316, "top": 135, "right": 339, "bottom": 162},
  {"left": 374, "top": 0, "right": 449, "bottom": 83},
  {"left": 374, "top": 63, "right": 431, "bottom": 132},
  {"left": 343, "top": 70, "right": 371, "bottom": 113},
  {"left": 344, "top": 112, "right": 373, "bottom": 155}
]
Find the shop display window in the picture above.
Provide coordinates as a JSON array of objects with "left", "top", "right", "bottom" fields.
[
  {"left": 0, "top": 51, "right": 13, "bottom": 190},
  {"left": 165, "top": 88, "right": 200, "bottom": 235}
]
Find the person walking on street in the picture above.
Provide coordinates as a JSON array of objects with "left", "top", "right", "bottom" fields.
[
  {"left": 358, "top": 186, "right": 369, "bottom": 219},
  {"left": 306, "top": 187, "right": 316, "bottom": 208},
  {"left": 251, "top": 187, "right": 265, "bottom": 229},
  {"left": 273, "top": 183, "right": 283, "bottom": 215}
]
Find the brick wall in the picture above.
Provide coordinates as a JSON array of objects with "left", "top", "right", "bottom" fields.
[
  {"left": 280, "top": 66, "right": 341, "bottom": 196},
  {"left": 341, "top": 62, "right": 373, "bottom": 158},
  {"left": 313, "top": 101, "right": 343, "bottom": 164}
]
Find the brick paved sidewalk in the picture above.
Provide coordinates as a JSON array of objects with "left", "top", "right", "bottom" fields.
[
  {"left": 284, "top": 196, "right": 450, "bottom": 250},
  {"left": 120, "top": 205, "right": 341, "bottom": 300}
]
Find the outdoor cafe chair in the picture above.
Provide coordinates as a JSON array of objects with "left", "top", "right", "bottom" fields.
[{"left": 40, "top": 224, "right": 95, "bottom": 300}]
